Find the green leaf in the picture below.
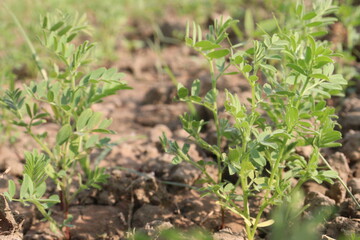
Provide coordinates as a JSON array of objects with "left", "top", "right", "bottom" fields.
[
  {"left": 249, "top": 75, "right": 258, "bottom": 82},
  {"left": 189, "top": 96, "right": 202, "bottom": 103},
  {"left": 228, "top": 148, "right": 240, "bottom": 163},
  {"left": 8, "top": 180, "right": 16, "bottom": 199},
  {"left": 35, "top": 182, "right": 47, "bottom": 198},
  {"left": 260, "top": 64, "right": 277, "bottom": 73},
  {"left": 182, "top": 143, "right": 190, "bottom": 154},
  {"left": 296, "top": 4, "right": 303, "bottom": 17},
  {"left": 257, "top": 219, "right": 275, "bottom": 227},
  {"left": 177, "top": 83, "right": 189, "bottom": 98},
  {"left": 306, "top": 21, "right": 323, "bottom": 27},
  {"left": 67, "top": 33, "right": 77, "bottom": 42},
  {"left": 42, "top": 15, "right": 48, "bottom": 29},
  {"left": 287, "top": 64, "right": 306, "bottom": 76},
  {"left": 285, "top": 107, "right": 298, "bottom": 129},
  {"left": 321, "top": 170, "right": 338, "bottom": 178},
  {"left": 329, "top": 74, "right": 347, "bottom": 85},
  {"left": 245, "top": 9, "right": 254, "bottom": 36},
  {"left": 310, "top": 74, "right": 329, "bottom": 81},
  {"left": 233, "top": 55, "right": 243, "bottom": 64},
  {"left": 305, "top": 47, "right": 312, "bottom": 63},
  {"left": 320, "top": 131, "right": 342, "bottom": 145},
  {"left": 172, "top": 156, "right": 182, "bottom": 164},
  {"left": 77, "top": 109, "right": 93, "bottom": 131},
  {"left": 34, "top": 113, "right": 49, "bottom": 120},
  {"left": 207, "top": 49, "right": 230, "bottom": 59},
  {"left": 204, "top": 89, "right": 217, "bottom": 106},
  {"left": 315, "top": 56, "right": 333, "bottom": 64},
  {"left": 302, "top": 12, "right": 317, "bottom": 20},
  {"left": 56, "top": 124, "right": 72, "bottom": 145},
  {"left": 87, "top": 112, "right": 102, "bottom": 130},
  {"left": 191, "top": 79, "right": 200, "bottom": 96},
  {"left": 26, "top": 104, "right": 32, "bottom": 118},
  {"left": 89, "top": 83, "right": 131, "bottom": 103},
  {"left": 98, "top": 118, "right": 112, "bottom": 129},
  {"left": 243, "top": 65, "right": 252, "bottom": 73},
  {"left": 50, "top": 21, "right": 64, "bottom": 31},
  {"left": 194, "top": 40, "right": 221, "bottom": 50},
  {"left": 91, "top": 129, "right": 113, "bottom": 134},
  {"left": 250, "top": 150, "right": 266, "bottom": 168},
  {"left": 85, "top": 135, "right": 99, "bottom": 149},
  {"left": 20, "top": 174, "right": 33, "bottom": 198},
  {"left": 58, "top": 25, "right": 72, "bottom": 36},
  {"left": 42, "top": 194, "right": 60, "bottom": 206},
  {"left": 310, "top": 31, "right": 328, "bottom": 37}
]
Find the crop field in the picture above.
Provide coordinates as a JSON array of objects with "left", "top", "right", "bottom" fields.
[{"left": 0, "top": 0, "right": 360, "bottom": 239}]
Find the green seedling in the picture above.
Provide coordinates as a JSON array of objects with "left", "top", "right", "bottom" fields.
[
  {"left": 2, "top": 11, "right": 130, "bottom": 239},
  {"left": 161, "top": 1, "right": 359, "bottom": 239}
]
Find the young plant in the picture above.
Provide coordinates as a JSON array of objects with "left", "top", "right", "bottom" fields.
[
  {"left": 161, "top": 1, "right": 359, "bottom": 239},
  {"left": 2, "top": 12, "right": 130, "bottom": 239}
]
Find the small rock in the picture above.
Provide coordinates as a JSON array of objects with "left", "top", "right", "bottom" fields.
[
  {"left": 326, "top": 181, "right": 346, "bottom": 203},
  {"left": 132, "top": 204, "right": 172, "bottom": 228},
  {"left": 142, "top": 144, "right": 160, "bottom": 159},
  {"left": 342, "top": 130, "right": 360, "bottom": 163},
  {"left": 339, "top": 194, "right": 360, "bottom": 218},
  {"left": 111, "top": 169, "right": 124, "bottom": 179},
  {"left": 141, "top": 155, "right": 173, "bottom": 178},
  {"left": 144, "top": 220, "right": 173, "bottom": 235},
  {"left": 174, "top": 128, "right": 190, "bottom": 139},
  {"left": 167, "top": 163, "right": 201, "bottom": 186},
  {"left": 347, "top": 178, "right": 360, "bottom": 195},
  {"left": 327, "top": 152, "right": 350, "bottom": 182},
  {"left": 97, "top": 190, "right": 116, "bottom": 205},
  {"left": 213, "top": 228, "right": 245, "bottom": 240},
  {"left": 304, "top": 191, "right": 336, "bottom": 213},
  {"left": 339, "top": 97, "right": 360, "bottom": 130},
  {"left": 134, "top": 188, "right": 150, "bottom": 204},
  {"left": 149, "top": 124, "right": 172, "bottom": 143},
  {"left": 303, "top": 181, "right": 328, "bottom": 195},
  {"left": 326, "top": 216, "right": 360, "bottom": 238},
  {"left": 353, "top": 162, "right": 360, "bottom": 178},
  {"left": 132, "top": 177, "right": 169, "bottom": 205},
  {"left": 296, "top": 145, "right": 313, "bottom": 159},
  {"left": 135, "top": 104, "right": 186, "bottom": 128},
  {"left": 141, "top": 85, "right": 176, "bottom": 105},
  {"left": 340, "top": 112, "right": 360, "bottom": 130}
]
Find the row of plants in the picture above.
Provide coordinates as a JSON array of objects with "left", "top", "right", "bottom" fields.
[{"left": 0, "top": 0, "right": 359, "bottom": 239}]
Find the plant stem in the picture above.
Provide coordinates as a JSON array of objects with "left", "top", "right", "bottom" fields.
[
  {"left": 241, "top": 175, "right": 252, "bottom": 238},
  {"left": 249, "top": 204, "right": 267, "bottom": 240},
  {"left": 208, "top": 55, "right": 227, "bottom": 228},
  {"left": 251, "top": 83, "right": 256, "bottom": 111},
  {"left": 267, "top": 144, "right": 285, "bottom": 195}
]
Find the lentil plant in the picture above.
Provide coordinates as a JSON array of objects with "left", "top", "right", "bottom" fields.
[
  {"left": 2, "top": 12, "right": 130, "bottom": 239},
  {"left": 161, "top": 1, "right": 360, "bottom": 239}
]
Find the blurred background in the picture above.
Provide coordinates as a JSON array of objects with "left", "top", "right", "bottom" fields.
[{"left": 1, "top": 0, "right": 358, "bottom": 85}]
